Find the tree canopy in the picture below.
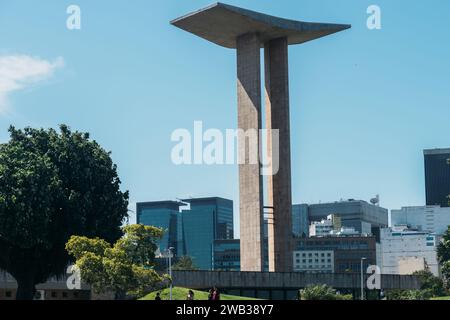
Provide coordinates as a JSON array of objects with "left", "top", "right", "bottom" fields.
[
  {"left": 299, "top": 284, "right": 352, "bottom": 300},
  {"left": 66, "top": 224, "right": 166, "bottom": 299},
  {"left": 438, "top": 225, "right": 450, "bottom": 283},
  {"left": 0, "top": 125, "right": 129, "bottom": 299},
  {"left": 172, "top": 256, "right": 198, "bottom": 271}
]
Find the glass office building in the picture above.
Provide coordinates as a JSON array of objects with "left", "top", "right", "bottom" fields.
[
  {"left": 136, "top": 201, "right": 184, "bottom": 256},
  {"left": 424, "top": 148, "right": 450, "bottom": 207},
  {"left": 213, "top": 239, "right": 240, "bottom": 271},
  {"left": 182, "top": 197, "right": 234, "bottom": 270},
  {"left": 292, "top": 204, "right": 309, "bottom": 237},
  {"left": 137, "top": 197, "right": 233, "bottom": 270}
]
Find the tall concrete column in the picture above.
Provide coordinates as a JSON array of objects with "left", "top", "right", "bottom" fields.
[
  {"left": 265, "top": 37, "right": 293, "bottom": 272},
  {"left": 237, "top": 33, "right": 265, "bottom": 272},
  {"left": 172, "top": 2, "right": 351, "bottom": 273}
]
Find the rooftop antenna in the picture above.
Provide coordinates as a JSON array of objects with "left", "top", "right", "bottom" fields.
[{"left": 370, "top": 194, "right": 380, "bottom": 206}]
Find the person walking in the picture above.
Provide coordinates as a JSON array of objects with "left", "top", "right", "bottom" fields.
[
  {"left": 155, "top": 292, "right": 162, "bottom": 301},
  {"left": 187, "top": 290, "right": 195, "bottom": 301},
  {"left": 208, "top": 288, "right": 214, "bottom": 300},
  {"left": 212, "top": 287, "right": 221, "bottom": 301}
]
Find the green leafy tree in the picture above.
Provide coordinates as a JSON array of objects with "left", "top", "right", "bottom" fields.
[
  {"left": 172, "top": 256, "right": 198, "bottom": 271},
  {"left": 385, "top": 289, "right": 430, "bottom": 300},
  {"left": 299, "top": 284, "right": 352, "bottom": 300},
  {"left": 0, "top": 125, "right": 129, "bottom": 299},
  {"left": 66, "top": 224, "right": 166, "bottom": 299},
  {"left": 412, "top": 270, "right": 446, "bottom": 297},
  {"left": 386, "top": 271, "right": 447, "bottom": 300},
  {"left": 438, "top": 226, "right": 450, "bottom": 284},
  {"left": 447, "top": 158, "right": 450, "bottom": 206}
]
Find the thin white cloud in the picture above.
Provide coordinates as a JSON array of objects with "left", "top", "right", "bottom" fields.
[{"left": 0, "top": 55, "right": 64, "bottom": 113}]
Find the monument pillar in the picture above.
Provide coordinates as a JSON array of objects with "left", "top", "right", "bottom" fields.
[
  {"left": 236, "top": 33, "right": 265, "bottom": 272},
  {"left": 171, "top": 2, "right": 350, "bottom": 273},
  {"left": 265, "top": 37, "right": 293, "bottom": 272}
]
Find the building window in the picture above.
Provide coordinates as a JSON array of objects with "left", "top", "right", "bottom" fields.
[
  {"left": 5, "top": 291, "right": 12, "bottom": 298},
  {"left": 51, "top": 291, "right": 57, "bottom": 298},
  {"left": 62, "top": 292, "right": 68, "bottom": 298}
]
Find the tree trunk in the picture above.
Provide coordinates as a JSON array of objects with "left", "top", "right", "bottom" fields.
[{"left": 16, "top": 277, "right": 36, "bottom": 300}]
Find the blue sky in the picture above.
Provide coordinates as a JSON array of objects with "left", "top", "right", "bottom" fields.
[{"left": 0, "top": 1, "right": 449, "bottom": 237}]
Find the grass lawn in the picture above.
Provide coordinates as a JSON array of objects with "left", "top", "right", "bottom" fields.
[
  {"left": 140, "top": 287, "right": 261, "bottom": 301},
  {"left": 431, "top": 296, "right": 450, "bottom": 300}
]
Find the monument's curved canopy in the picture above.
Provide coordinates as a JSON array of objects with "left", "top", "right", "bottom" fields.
[{"left": 170, "top": 2, "right": 351, "bottom": 49}]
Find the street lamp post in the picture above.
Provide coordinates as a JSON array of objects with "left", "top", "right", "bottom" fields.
[
  {"left": 360, "top": 257, "right": 367, "bottom": 301},
  {"left": 168, "top": 247, "right": 174, "bottom": 301}
]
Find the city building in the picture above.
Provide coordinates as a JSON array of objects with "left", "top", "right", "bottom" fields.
[
  {"left": 309, "top": 218, "right": 334, "bottom": 237},
  {"left": 294, "top": 235, "right": 377, "bottom": 273},
  {"left": 379, "top": 226, "right": 440, "bottom": 276},
  {"left": 330, "top": 227, "right": 360, "bottom": 236},
  {"left": 309, "top": 214, "right": 342, "bottom": 236},
  {"left": 137, "top": 197, "right": 234, "bottom": 271},
  {"left": 307, "top": 199, "right": 389, "bottom": 240},
  {"left": 424, "top": 148, "right": 450, "bottom": 207},
  {"left": 293, "top": 250, "right": 334, "bottom": 273},
  {"left": 136, "top": 201, "right": 184, "bottom": 255},
  {"left": 181, "top": 197, "right": 234, "bottom": 270},
  {"left": 292, "top": 204, "right": 309, "bottom": 238},
  {"left": 391, "top": 205, "right": 450, "bottom": 235},
  {"left": 213, "top": 239, "right": 240, "bottom": 271}
]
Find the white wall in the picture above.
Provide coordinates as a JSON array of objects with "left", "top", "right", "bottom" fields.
[{"left": 379, "top": 228, "right": 440, "bottom": 276}]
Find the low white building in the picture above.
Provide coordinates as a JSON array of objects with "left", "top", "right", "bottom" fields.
[
  {"left": 330, "top": 226, "right": 360, "bottom": 236},
  {"left": 391, "top": 205, "right": 450, "bottom": 235},
  {"left": 309, "top": 219, "right": 334, "bottom": 237},
  {"left": 310, "top": 214, "right": 363, "bottom": 237},
  {"left": 379, "top": 226, "right": 440, "bottom": 276},
  {"left": 293, "top": 250, "right": 334, "bottom": 273}
]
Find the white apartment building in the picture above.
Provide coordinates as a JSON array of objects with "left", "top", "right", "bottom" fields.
[
  {"left": 309, "top": 215, "right": 337, "bottom": 236},
  {"left": 293, "top": 250, "right": 334, "bottom": 273},
  {"left": 379, "top": 226, "right": 440, "bottom": 276},
  {"left": 310, "top": 214, "right": 361, "bottom": 237},
  {"left": 391, "top": 205, "right": 450, "bottom": 235}
]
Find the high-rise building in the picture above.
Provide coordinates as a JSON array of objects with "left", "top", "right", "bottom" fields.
[
  {"left": 424, "top": 148, "right": 450, "bottom": 207},
  {"left": 391, "top": 205, "right": 450, "bottom": 235},
  {"left": 137, "top": 197, "right": 233, "bottom": 270},
  {"left": 136, "top": 201, "right": 184, "bottom": 255},
  {"left": 307, "top": 199, "right": 388, "bottom": 240},
  {"left": 292, "top": 204, "right": 309, "bottom": 237},
  {"left": 181, "top": 197, "right": 234, "bottom": 270}
]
